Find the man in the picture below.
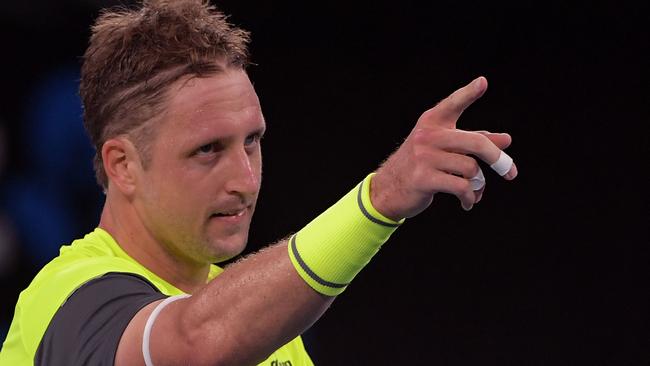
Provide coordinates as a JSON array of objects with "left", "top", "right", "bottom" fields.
[{"left": 0, "top": 0, "right": 517, "bottom": 365}]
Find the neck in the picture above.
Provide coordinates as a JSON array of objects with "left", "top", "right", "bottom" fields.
[{"left": 98, "top": 191, "right": 210, "bottom": 294}]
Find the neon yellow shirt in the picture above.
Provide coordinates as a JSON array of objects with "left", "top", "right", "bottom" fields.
[{"left": 0, "top": 228, "right": 313, "bottom": 365}]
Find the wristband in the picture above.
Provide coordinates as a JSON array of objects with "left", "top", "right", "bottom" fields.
[{"left": 288, "top": 173, "right": 404, "bottom": 296}]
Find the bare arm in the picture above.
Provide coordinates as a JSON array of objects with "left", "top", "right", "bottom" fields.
[
  {"left": 116, "top": 241, "right": 331, "bottom": 366},
  {"left": 115, "top": 76, "right": 517, "bottom": 366}
]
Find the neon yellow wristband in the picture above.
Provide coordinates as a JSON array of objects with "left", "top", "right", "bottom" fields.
[{"left": 288, "top": 173, "right": 404, "bottom": 296}]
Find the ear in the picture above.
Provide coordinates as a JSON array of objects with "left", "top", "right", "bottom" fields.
[{"left": 102, "top": 137, "right": 142, "bottom": 196}]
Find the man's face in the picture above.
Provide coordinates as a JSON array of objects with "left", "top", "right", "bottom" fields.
[{"left": 133, "top": 68, "right": 265, "bottom": 265}]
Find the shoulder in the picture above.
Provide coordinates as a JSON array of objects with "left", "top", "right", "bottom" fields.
[
  {"left": 23, "top": 227, "right": 162, "bottom": 313},
  {"left": 15, "top": 244, "right": 154, "bottom": 359},
  {"left": 23, "top": 253, "right": 147, "bottom": 314},
  {"left": 34, "top": 272, "right": 167, "bottom": 365}
]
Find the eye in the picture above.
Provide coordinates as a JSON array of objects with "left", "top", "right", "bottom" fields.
[
  {"left": 195, "top": 142, "right": 222, "bottom": 156},
  {"left": 244, "top": 133, "right": 262, "bottom": 147}
]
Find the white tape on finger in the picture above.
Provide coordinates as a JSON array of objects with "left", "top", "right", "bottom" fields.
[
  {"left": 490, "top": 151, "right": 513, "bottom": 176},
  {"left": 469, "top": 167, "right": 485, "bottom": 191}
]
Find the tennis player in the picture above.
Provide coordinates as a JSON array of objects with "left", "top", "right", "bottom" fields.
[{"left": 0, "top": 1, "right": 517, "bottom": 365}]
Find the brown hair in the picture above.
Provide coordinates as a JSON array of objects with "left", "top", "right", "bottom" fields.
[{"left": 80, "top": 0, "right": 251, "bottom": 188}]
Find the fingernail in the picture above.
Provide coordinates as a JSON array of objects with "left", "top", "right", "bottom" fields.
[{"left": 463, "top": 204, "right": 473, "bottom": 211}]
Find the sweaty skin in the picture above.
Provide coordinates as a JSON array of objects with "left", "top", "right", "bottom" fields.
[
  {"left": 104, "top": 72, "right": 516, "bottom": 365},
  {"left": 102, "top": 69, "right": 265, "bottom": 293}
]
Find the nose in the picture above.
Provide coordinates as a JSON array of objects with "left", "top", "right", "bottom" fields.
[{"left": 224, "top": 147, "right": 260, "bottom": 199}]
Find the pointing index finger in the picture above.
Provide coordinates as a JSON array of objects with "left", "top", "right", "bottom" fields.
[{"left": 424, "top": 76, "right": 488, "bottom": 129}]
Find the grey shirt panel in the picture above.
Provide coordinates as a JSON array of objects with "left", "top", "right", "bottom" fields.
[{"left": 34, "top": 272, "right": 168, "bottom": 366}]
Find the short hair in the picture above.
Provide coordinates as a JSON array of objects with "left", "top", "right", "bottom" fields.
[{"left": 80, "top": 0, "right": 251, "bottom": 189}]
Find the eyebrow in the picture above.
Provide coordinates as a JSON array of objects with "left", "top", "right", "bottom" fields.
[
  {"left": 191, "top": 124, "right": 266, "bottom": 148},
  {"left": 251, "top": 126, "right": 266, "bottom": 137}
]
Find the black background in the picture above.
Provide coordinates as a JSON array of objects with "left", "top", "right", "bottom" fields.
[{"left": 1, "top": 1, "right": 648, "bottom": 364}]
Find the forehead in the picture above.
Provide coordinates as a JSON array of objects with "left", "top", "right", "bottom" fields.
[{"left": 158, "top": 69, "right": 263, "bottom": 136}]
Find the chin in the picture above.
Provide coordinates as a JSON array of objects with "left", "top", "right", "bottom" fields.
[{"left": 207, "top": 235, "right": 248, "bottom": 264}]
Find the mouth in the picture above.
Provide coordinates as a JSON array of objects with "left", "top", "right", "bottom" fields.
[
  {"left": 209, "top": 206, "right": 250, "bottom": 220},
  {"left": 211, "top": 210, "right": 245, "bottom": 218}
]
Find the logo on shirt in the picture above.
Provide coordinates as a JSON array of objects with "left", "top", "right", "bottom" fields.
[{"left": 270, "top": 360, "right": 292, "bottom": 366}]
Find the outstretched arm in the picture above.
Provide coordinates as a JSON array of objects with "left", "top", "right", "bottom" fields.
[{"left": 115, "top": 76, "right": 517, "bottom": 366}]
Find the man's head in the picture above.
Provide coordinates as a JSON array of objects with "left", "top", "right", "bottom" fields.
[
  {"left": 80, "top": 0, "right": 251, "bottom": 189},
  {"left": 82, "top": 0, "right": 265, "bottom": 265}
]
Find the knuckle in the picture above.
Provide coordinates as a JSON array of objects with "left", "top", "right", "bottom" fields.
[
  {"left": 465, "top": 158, "right": 480, "bottom": 177},
  {"left": 428, "top": 128, "right": 447, "bottom": 142},
  {"left": 411, "top": 165, "right": 429, "bottom": 185},
  {"left": 412, "top": 146, "right": 429, "bottom": 161},
  {"left": 453, "top": 178, "right": 471, "bottom": 194},
  {"left": 410, "top": 128, "right": 430, "bottom": 145}
]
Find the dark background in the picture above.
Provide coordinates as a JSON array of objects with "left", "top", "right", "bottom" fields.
[{"left": 0, "top": 1, "right": 648, "bottom": 364}]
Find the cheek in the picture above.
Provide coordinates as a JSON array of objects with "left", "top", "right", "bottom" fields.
[
  {"left": 144, "top": 165, "right": 199, "bottom": 215},
  {"left": 253, "top": 150, "right": 263, "bottom": 184}
]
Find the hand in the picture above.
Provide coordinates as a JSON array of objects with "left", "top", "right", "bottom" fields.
[{"left": 371, "top": 76, "right": 518, "bottom": 220}]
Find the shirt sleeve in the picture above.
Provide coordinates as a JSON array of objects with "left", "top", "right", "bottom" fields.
[{"left": 34, "top": 272, "right": 168, "bottom": 366}]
